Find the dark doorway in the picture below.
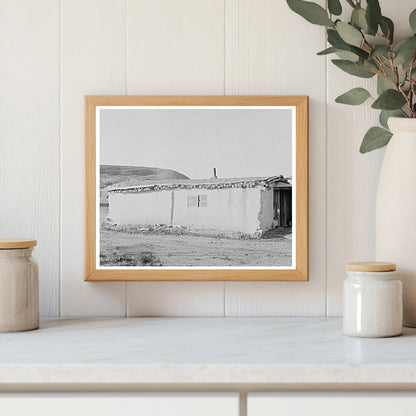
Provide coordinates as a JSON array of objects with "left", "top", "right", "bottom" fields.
[{"left": 273, "top": 188, "right": 292, "bottom": 227}]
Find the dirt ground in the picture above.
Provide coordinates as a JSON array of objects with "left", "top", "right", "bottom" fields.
[{"left": 99, "top": 206, "right": 292, "bottom": 267}]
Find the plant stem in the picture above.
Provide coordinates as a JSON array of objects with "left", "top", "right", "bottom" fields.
[{"left": 409, "top": 56, "right": 416, "bottom": 117}]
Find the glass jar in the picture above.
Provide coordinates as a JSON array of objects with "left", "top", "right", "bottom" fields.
[
  {"left": 0, "top": 239, "right": 39, "bottom": 332},
  {"left": 343, "top": 262, "right": 402, "bottom": 338}
]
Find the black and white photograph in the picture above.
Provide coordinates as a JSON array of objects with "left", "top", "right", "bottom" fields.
[{"left": 97, "top": 106, "right": 295, "bottom": 269}]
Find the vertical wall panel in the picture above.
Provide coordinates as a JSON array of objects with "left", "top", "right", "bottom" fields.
[
  {"left": 127, "top": 282, "right": 225, "bottom": 317},
  {"left": 125, "top": 0, "right": 226, "bottom": 316},
  {"left": 127, "top": 0, "right": 225, "bottom": 95},
  {"left": 224, "top": 0, "right": 327, "bottom": 315},
  {"left": 61, "top": 0, "right": 127, "bottom": 316},
  {"left": 326, "top": 0, "right": 416, "bottom": 316},
  {"left": 0, "top": 1, "right": 60, "bottom": 316}
]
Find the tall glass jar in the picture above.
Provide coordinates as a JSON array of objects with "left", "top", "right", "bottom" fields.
[
  {"left": 343, "top": 262, "right": 402, "bottom": 338},
  {"left": 0, "top": 239, "right": 39, "bottom": 332}
]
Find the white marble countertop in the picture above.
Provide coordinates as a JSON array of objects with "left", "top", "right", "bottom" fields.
[{"left": 1, "top": 317, "right": 416, "bottom": 388}]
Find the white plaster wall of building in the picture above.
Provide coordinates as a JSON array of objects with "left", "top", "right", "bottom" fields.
[
  {"left": 109, "top": 186, "right": 265, "bottom": 236},
  {"left": 259, "top": 189, "right": 274, "bottom": 232},
  {"left": 173, "top": 187, "right": 262, "bottom": 235},
  {"left": 108, "top": 191, "right": 173, "bottom": 226}
]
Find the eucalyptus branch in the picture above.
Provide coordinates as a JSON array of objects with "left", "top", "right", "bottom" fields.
[
  {"left": 375, "top": 58, "right": 399, "bottom": 89},
  {"left": 287, "top": 0, "right": 416, "bottom": 152},
  {"left": 409, "top": 56, "right": 416, "bottom": 117},
  {"left": 397, "top": 83, "right": 412, "bottom": 117},
  {"left": 391, "top": 59, "right": 400, "bottom": 86},
  {"left": 362, "top": 37, "right": 373, "bottom": 53},
  {"left": 377, "top": 24, "right": 393, "bottom": 48},
  {"left": 359, "top": 66, "right": 383, "bottom": 77}
]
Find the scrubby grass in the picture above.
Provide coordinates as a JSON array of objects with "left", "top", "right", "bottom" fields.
[
  {"left": 100, "top": 246, "right": 163, "bottom": 267},
  {"left": 99, "top": 206, "right": 292, "bottom": 267}
]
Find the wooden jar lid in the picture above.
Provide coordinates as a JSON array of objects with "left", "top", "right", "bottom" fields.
[
  {"left": 346, "top": 261, "right": 396, "bottom": 272},
  {"left": 0, "top": 239, "right": 37, "bottom": 249}
]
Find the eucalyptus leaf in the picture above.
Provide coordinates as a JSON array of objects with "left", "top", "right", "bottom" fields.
[
  {"left": 377, "top": 75, "right": 393, "bottom": 94},
  {"left": 335, "top": 50, "right": 359, "bottom": 62},
  {"left": 380, "top": 16, "right": 394, "bottom": 44},
  {"left": 327, "top": 29, "right": 369, "bottom": 59},
  {"left": 327, "top": 29, "right": 348, "bottom": 49},
  {"left": 351, "top": 45, "right": 369, "bottom": 60},
  {"left": 410, "top": 9, "right": 416, "bottom": 32},
  {"left": 328, "top": 0, "right": 342, "bottom": 16},
  {"left": 360, "top": 127, "right": 392, "bottom": 153},
  {"left": 372, "top": 89, "right": 406, "bottom": 110},
  {"left": 317, "top": 46, "right": 358, "bottom": 61},
  {"left": 335, "top": 88, "right": 371, "bottom": 105},
  {"left": 317, "top": 47, "right": 338, "bottom": 55},
  {"left": 371, "top": 46, "right": 392, "bottom": 58},
  {"left": 336, "top": 21, "right": 363, "bottom": 47},
  {"left": 366, "top": 0, "right": 382, "bottom": 35},
  {"left": 362, "top": 59, "right": 379, "bottom": 71},
  {"left": 393, "top": 36, "right": 416, "bottom": 70},
  {"left": 379, "top": 109, "right": 402, "bottom": 129},
  {"left": 332, "top": 59, "right": 375, "bottom": 78},
  {"left": 286, "top": 0, "right": 334, "bottom": 27},
  {"left": 351, "top": 7, "right": 368, "bottom": 32}
]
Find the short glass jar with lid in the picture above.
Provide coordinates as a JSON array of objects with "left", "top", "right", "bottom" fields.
[
  {"left": 0, "top": 239, "right": 39, "bottom": 332},
  {"left": 343, "top": 261, "right": 403, "bottom": 338}
]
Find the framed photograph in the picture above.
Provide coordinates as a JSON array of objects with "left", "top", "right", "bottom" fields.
[{"left": 85, "top": 96, "right": 308, "bottom": 281}]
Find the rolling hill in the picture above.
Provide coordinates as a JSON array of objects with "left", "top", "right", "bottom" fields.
[{"left": 100, "top": 165, "right": 189, "bottom": 189}]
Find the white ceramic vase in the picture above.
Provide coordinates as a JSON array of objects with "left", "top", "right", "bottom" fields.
[{"left": 376, "top": 117, "right": 416, "bottom": 327}]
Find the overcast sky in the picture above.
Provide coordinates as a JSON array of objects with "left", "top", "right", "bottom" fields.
[{"left": 99, "top": 107, "right": 293, "bottom": 179}]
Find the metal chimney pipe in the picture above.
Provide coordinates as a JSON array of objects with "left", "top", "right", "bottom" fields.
[{"left": 213, "top": 168, "right": 217, "bottom": 178}]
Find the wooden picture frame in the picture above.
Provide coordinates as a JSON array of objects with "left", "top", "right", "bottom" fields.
[{"left": 85, "top": 96, "right": 308, "bottom": 281}]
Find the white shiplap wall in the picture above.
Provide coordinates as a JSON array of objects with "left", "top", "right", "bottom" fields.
[
  {"left": 0, "top": 1, "right": 60, "bottom": 316},
  {"left": 0, "top": 0, "right": 412, "bottom": 317}
]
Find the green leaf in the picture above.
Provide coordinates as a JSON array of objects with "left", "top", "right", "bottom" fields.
[
  {"left": 380, "top": 16, "right": 394, "bottom": 44},
  {"left": 360, "top": 127, "right": 392, "bottom": 153},
  {"left": 328, "top": 0, "right": 342, "bottom": 16},
  {"left": 327, "top": 29, "right": 369, "bottom": 59},
  {"left": 332, "top": 59, "right": 375, "bottom": 78},
  {"left": 362, "top": 59, "right": 379, "bottom": 71},
  {"left": 366, "top": 0, "right": 382, "bottom": 35},
  {"left": 410, "top": 9, "right": 416, "bottom": 32},
  {"left": 393, "top": 36, "right": 416, "bottom": 71},
  {"left": 287, "top": 0, "right": 334, "bottom": 27},
  {"left": 335, "top": 50, "right": 359, "bottom": 62},
  {"left": 379, "top": 110, "right": 402, "bottom": 129},
  {"left": 327, "top": 29, "right": 348, "bottom": 48},
  {"left": 317, "top": 47, "right": 338, "bottom": 55},
  {"left": 377, "top": 75, "right": 392, "bottom": 94},
  {"left": 371, "top": 46, "right": 392, "bottom": 58},
  {"left": 317, "top": 46, "right": 358, "bottom": 61},
  {"left": 372, "top": 89, "right": 406, "bottom": 110},
  {"left": 351, "top": 7, "right": 368, "bottom": 32},
  {"left": 336, "top": 21, "right": 363, "bottom": 47},
  {"left": 335, "top": 87, "right": 371, "bottom": 105}
]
